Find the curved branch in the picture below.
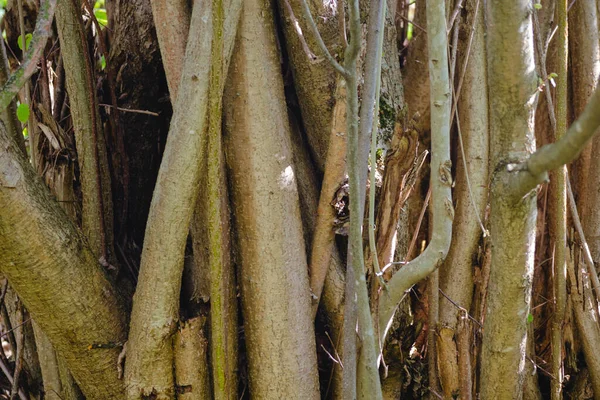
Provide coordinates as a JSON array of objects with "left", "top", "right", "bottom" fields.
[
  {"left": 298, "top": 0, "right": 348, "bottom": 77},
  {"left": 378, "top": 0, "right": 453, "bottom": 345}
]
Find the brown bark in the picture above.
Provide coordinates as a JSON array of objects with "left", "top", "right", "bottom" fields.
[
  {"left": 56, "top": 0, "right": 114, "bottom": 262},
  {"left": 278, "top": 0, "right": 341, "bottom": 171},
  {"left": 223, "top": 1, "right": 320, "bottom": 397},
  {"left": 438, "top": 1, "right": 488, "bottom": 397},
  {"left": 174, "top": 317, "right": 211, "bottom": 400}
]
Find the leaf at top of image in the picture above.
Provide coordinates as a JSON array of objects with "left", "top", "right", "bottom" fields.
[{"left": 17, "top": 103, "right": 30, "bottom": 123}]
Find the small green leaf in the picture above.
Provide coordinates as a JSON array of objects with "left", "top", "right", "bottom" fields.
[
  {"left": 534, "top": 3, "right": 542, "bottom": 9},
  {"left": 549, "top": 72, "right": 558, "bottom": 79},
  {"left": 17, "top": 33, "right": 32, "bottom": 50},
  {"left": 94, "top": 8, "right": 107, "bottom": 27},
  {"left": 17, "top": 103, "right": 30, "bottom": 123},
  {"left": 22, "top": 127, "right": 28, "bottom": 139},
  {"left": 527, "top": 314, "right": 534, "bottom": 323},
  {"left": 99, "top": 55, "right": 106, "bottom": 70}
]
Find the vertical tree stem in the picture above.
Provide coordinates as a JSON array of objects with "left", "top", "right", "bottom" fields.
[{"left": 551, "top": 0, "right": 567, "bottom": 398}]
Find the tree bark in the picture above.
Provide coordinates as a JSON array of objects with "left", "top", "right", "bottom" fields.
[
  {"left": 438, "top": 1, "right": 488, "bottom": 397},
  {"left": 0, "top": 123, "right": 128, "bottom": 398},
  {"left": 480, "top": 0, "right": 537, "bottom": 397},
  {"left": 223, "top": 1, "right": 320, "bottom": 397},
  {"left": 56, "top": 0, "right": 114, "bottom": 261}
]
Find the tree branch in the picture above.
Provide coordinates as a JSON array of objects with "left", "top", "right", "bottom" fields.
[
  {"left": 298, "top": 0, "right": 348, "bottom": 77},
  {"left": 513, "top": 84, "right": 600, "bottom": 196},
  {"left": 378, "top": 0, "right": 453, "bottom": 346},
  {"left": 0, "top": 0, "right": 57, "bottom": 110}
]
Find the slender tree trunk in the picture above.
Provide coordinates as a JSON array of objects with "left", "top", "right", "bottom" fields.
[
  {"left": 55, "top": 0, "right": 114, "bottom": 262},
  {"left": 480, "top": 0, "right": 538, "bottom": 397},
  {"left": 438, "top": 1, "right": 488, "bottom": 397},
  {"left": 223, "top": 1, "right": 320, "bottom": 397}
]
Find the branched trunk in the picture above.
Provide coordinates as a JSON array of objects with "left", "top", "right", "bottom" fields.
[{"left": 124, "top": 1, "right": 229, "bottom": 397}]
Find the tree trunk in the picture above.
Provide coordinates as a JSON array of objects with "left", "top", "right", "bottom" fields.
[
  {"left": 480, "top": 0, "right": 538, "bottom": 397},
  {"left": 223, "top": 1, "right": 320, "bottom": 397}
]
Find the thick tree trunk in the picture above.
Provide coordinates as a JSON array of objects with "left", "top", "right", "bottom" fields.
[
  {"left": 0, "top": 124, "right": 128, "bottom": 398},
  {"left": 223, "top": 1, "right": 320, "bottom": 397}
]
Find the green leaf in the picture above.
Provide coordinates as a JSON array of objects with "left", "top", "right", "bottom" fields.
[
  {"left": 549, "top": 72, "right": 558, "bottom": 79},
  {"left": 17, "top": 33, "right": 32, "bottom": 51},
  {"left": 99, "top": 55, "right": 106, "bottom": 70},
  {"left": 534, "top": 3, "right": 542, "bottom": 9},
  {"left": 527, "top": 313, "right": 534, "bottom": 323},
  {"left": 22, "top": 127, "right": 27, "bottom": 139},
  {"left": 17, "top": 103, "right": 30, "bottom": 123},
  {"left": 94, "top": 8, "right": 107, "bottom": 27}
]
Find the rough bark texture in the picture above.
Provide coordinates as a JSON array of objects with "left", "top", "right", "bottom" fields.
[
  {"left": 174, "top": 317, "right": 211, "bottom": 400},
  {"left": 378, "top": 0, "right": 453, "bottom": 346},
  {"left": 0, "top": 123, "right": 128, "bottom": 398},
  {"left": 223, "top": 1, "right": 320, "bottom": 397},
  {"left": 480, "top": 0, "right": 538, "bottom": 398}
]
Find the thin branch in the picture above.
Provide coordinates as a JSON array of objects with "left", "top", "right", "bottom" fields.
[
  {"left": 10, "top": 303, "right": 24, "bottom": 400},
  {"left": 446, "top": 0, "right": 463, "bottom": 35},
  {"left": 514, "top": 84, "right": 600, "bottom": 195},
  {"left": 567, "top": 177, "right": 600, "bottom": 303},
  {"left": 0, "top": 358, "right": 27, "bottom": 400},
  {"left": 282, "top": 0, "right": 318, "bottom": 61},
  {"left": 99, "top": 104, "right": 159, "bottom": 116},
  {"left": 378, "top": 0, "right": 453, "bottom": 346},
  {"left": 0, "top": 0, "right": 58, "bottom": 109},
  {"left": 398, "top": 15, "right": 426, "bottom": 33},
  {"left": 298, "top": 0, "right": 348, "bottom": 77}
]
